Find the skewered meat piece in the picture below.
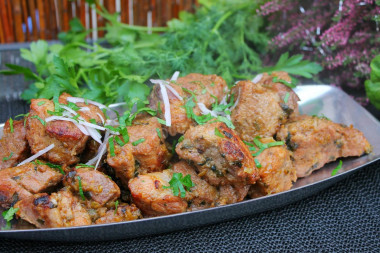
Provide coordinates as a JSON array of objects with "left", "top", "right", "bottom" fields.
[
  {"left": 107, "top": 116, "right": 171, "bottom": 186},
  {"left": 14, "top": 188, "right": 91, "bottom": 228},
  {"left": 26, "top": 99, "right": 88, "bottom": 165},
  {"left": 0, "top": 119, "right": 30, "bottom": 170},
  {"left": 149, "top": 73, "right": 227, "bottom": 136},
  {"left": 276, "top": 115, "right": 372, "bottom": 178},
  {"left": 95, "top": 203, "right": 142, "bottom": 224},
  {"left": 64, "top": 167, "right": 120, "bottom": 207},
  {"left": 0, "top": 162, "right": 63, "bottom": 208},
  {"left": 128, "top": 161, "right": 219, "bottom": 216},
  {"left": 248, "top": 141, "right": 296, "bottom": 198},
  {"left": 176, "top": 122, "right": 259, "bottom": 187},
  {"left": 230, "top": 72, "right": 299, "bottom": 141}
]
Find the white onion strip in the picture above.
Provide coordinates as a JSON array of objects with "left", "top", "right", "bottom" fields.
[
  {"left": 75, "top": 123, "right": 90, "bottom": 136},
  {"left": 230, "top": 87, "right": 241, "bottom": 111},
  {"left": 18, "top": 144, "right": 55, "bottom": 166},
  {"left": 150, "top": 79, "right": 183, "bottom": 101},
  {"left": 86, "top": 126, "right": 102, "bottom": 144},
  {"left": 170, "top": 71, "right": 180, "bottom": 81},
  {"left": 252, "top": 73, "right": 263, "bottom": 83},
  {"left": 198, "top": 103, "right": 218, "bottom": 117},
  {"left": 45, "top": 116, "right": 106, "bottom": 131},
  {"left": 79, "top": 107, "right": 90, "bottom": 112},
  {"left": 158, "top": 82, "right": 171, "bottom": 127},
  {"left": 67, "top": 97, "right": 107, "bottom": 109},
  {"left": 96, "top": 113, "right": 105, "bottom": 125}
]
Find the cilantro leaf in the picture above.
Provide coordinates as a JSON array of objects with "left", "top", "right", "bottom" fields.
[
  {"left": 331, "top": 160, "right": 343, "bottom": 176},
  {"left": 163, "top": 173, "right": 195, "bottom": 198},
  {"left": 2, "top": 207, "right": 19, "bottom": 230}
]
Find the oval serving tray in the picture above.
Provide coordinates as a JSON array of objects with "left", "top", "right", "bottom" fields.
[{"left": 0, "top": 85, "right": 379, "bottom": 241}]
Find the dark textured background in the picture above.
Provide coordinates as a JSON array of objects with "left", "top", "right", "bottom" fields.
[{"left": 0, "top": 46, "right": 379, "bottom": 252}]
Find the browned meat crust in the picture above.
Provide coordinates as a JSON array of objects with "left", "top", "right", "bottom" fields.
[
  {"left": 0, "top": 119, "right": 30, "bottom": 170},
  {"left": 107, "top": 141, "right": 135, "bottom": 187},
  {"left": 14, "top": 189, "right": 91, "bottom": 228},
  {"left": 0, "top": 163, "right": 63, "bottom": 208},
  {"left": 95, "top": 203, "right": 142, "bottom": 224},
  {"left": 176, "top": 122, "right": 259, "bottom": 186},
  {"left": 249, "top": 143, "right": 296, "bottom": 198},
  {"left": 64, "top": 167, "right": 120, "bottom": 207},
  {"left": 230, "top": 72, "right": 299, "bottom": 141},
  {"left": 276, "top": 115, "right": 372, "bottom": 178}
]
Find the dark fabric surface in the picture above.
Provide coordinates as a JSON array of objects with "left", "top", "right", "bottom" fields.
[{"left": 0, "top": 47, "right": 379, "bottom": 252}]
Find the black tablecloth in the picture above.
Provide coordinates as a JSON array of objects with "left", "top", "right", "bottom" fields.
[{"left": 0, "top": 47, "right": 379, "bottom": 252}]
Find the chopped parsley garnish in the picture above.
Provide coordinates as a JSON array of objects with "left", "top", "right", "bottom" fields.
[
  {"left": 157, "top": 118, "right": 166, "bottom": 125},
  {"left": 114, "top": 200, "right": 119, "bottom": 214},
  {"left": 114, "top": 136, "right": 125, "bottom": 146},
  {"left": 244, "top": 137, "right": 284, "bottom": 157},
  {"left": 15, "top": 113, "right": 29, "bottom": 126},
  {"left": 182, "top": 87, "right": 197, "bottom": 97},
  {"left": 75, "top": 164, "right": 95, "bottom": 169},
  {"left": 214, "top": 128, "right": 224, "bottom": 138},
  {"left": 272, "top": 76, "right": 296, "bottom": 88},
  {"left": 132, "top": 138, "right": 145, "bottom": 146},
  {"left": 202, "top": 88, "right": 207, "bottom": 94},
  {"left": 178, "top": 135, "right": 185, "bottom": 143},
  {"left": 331, "top": 160, "right": 343, "bottom": 176},
  {"left": 31, "top": 115, "right": 46, "bottom": 126},
  {"left": 156, "top": 128, "right": 162, "bottom": 139},
  {"left": 89, "top": 119, "right": 97, "bottom": 125},
  {"left": 84, "top": 98, "right": 89, "bottom": 105},
  {"left": 33, "top": 160, "right": 65, "bottom": 174},
  {"left": 254, "top": 158, "right": 262, "bottom": 169},
  {"left": 1, "top": 207, "right": 19, "bottom": 230},
  {"left": 2, "top": 152, "right": 14, "bottom": 162},
  {"left": 162, "top": 173, "right": 195, "bottom": 198},
  {"left": 37, "top": 101, "right": 46, "bottom": 106},
  {"left": 283, "top": 92, "right": 290, "bottom": 104},
  {"left": 77, "top": 176, "right": 86, "bottom": 201},
  {"left": 9, "top": 118, "right": 14, "bottom": 133},
  {"left": 109, "top": 137, "right": 116, "bottom": 157},
  {"left": 312, "top": 114, "right": 330, "bottom": 120}
]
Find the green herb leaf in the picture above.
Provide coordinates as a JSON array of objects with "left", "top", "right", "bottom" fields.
[
  {"left": 331, "top": 160, "right": 343, "bottom": 176},
  {"left": 214, "top": 127, "right": 224, "bottom": 138},
  {"left": 31, "top": 115, "right": 46, "bottom": 126},
  {"left": 37, "top": 101, "right": 46, "bottom": 106},
  {"left": 77, "top": 176, "right": 86, "bottom": 201},
  {"left": 254, "top": 158, "right": 262, "bottom": 169},
  {"left": 162, "top": 173, "right": 195, "bottom": 198},
  {"left": 109, "top": 137, "right": 116, "bottom": 157},
  {"left": 272, "top": 76, "right": 295, "bottom": 89},
  {"left": 114, "top": 200, "right": 119, "bottom": 214},
  {"left": 132, "top": 138, "right": 145, "bottom": 146},
  {"left": 156, "top": 128, "right": 162, "bottom": 139},
  {"left": 9, "top": 118, "right": 14, "bottom": 133},
  {"left": 283, "top": 92, "right": 290, "bottom": 104},
  {"left": 75, "top": 164, "right": 95, "bottom": 169},
  {"left": 2, "top": 152, "right": 14, "bottom": 162},
  {"left": 247, "top": 136, "right": 284, "bottom": 157},
  {"left": 178, "top": 136, "right": 185, "bottom": 143},
  {"left": 2, "top": 207, "right": 19, "bottom": 230}
]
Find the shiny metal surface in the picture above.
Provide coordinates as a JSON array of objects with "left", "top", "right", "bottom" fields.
[{"left": 0, "top": 85, "right": 379, "bottom": 241}]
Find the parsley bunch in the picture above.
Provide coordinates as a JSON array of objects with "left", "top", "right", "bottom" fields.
[{"left": 163, "top": 173, "right": 195, "bottom": 198}]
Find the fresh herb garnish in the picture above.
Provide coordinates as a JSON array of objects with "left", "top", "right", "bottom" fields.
[
  {"left": 109, "top": 137, "right": 116, "bottom": 157},
  {"left": 31, "top": 115, "right": 46, "bottom": 126},
  {"left": 254, "top": 158, "right": 262, "bottom": 169},
  {"left": 214, "top": 128, "right": 224, "bottom": 138},
  {"left": 156, "top": 128, "right": 162, "bottom": 139},
  {"left": 283, "top": 92, "right": 290, "bottom": 104},
  {"left": 272, "top": 76, "right": 295, "bottom": 89},
  {"left": 245, "top": 137, "right": 284, "bottom": 157},
  {"left": 37, "top": 101, "right": 46, "bottom": 106},
  {"left": 182, "top": 87, "right": 197, "bottom": 97},
  {"left": 132, "top": 138, "right": 145, "bottom": 146},
  {"left": 178, "top": 136, "right": 185, "bottom": 143},
  {"left": 1, "top": 207, "right": 19, "bottom": 230},
  {"left": 75, "top": 164, "right": 95, "bottom": 169},
  {"left": 114, "top": 136, "right": 125, "bottom": 146},
  {"left": 77, "top": 176, "right": 85, "bottom": 201},
  {"left": 114, "top": 200, "right": 119, "bottom": 214},
  {"left": 33, "top": 160, "right": 65, "bottom": 174},
  {"left": 2, "top": 152, "right": 14, "bottom": 162},
  {"left": 162, "top": 173, "right": 195, "bottom": 198},
  {"left": 9, "top": 118, "right": 14, "bottom": 133},
  {"left": 331, "top": 160, "right": 343, "bottom": 176}
]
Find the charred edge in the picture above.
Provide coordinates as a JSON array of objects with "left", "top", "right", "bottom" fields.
[
  {"left": 34, "top": 195, "right": 56, "bottom": 208},
  {"left": 285, "top": 132, "right": 298, "bottom": 151},
  {"left": 223, "top": 131, "right": 233, "bottom": 139},
  {"left": 280, "top": 103, "right": 294, "bottom": 116}
]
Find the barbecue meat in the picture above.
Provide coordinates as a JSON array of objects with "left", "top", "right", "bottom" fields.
[
  {"left": 218, "top": 184, "right": 250, "bottom": 205},
  {"left": 26, "top": 99, "right": 88, "bottom": 165},
  {"left": 276, "top": 115, "right": 372, "bottom": 178},
  {"left": 64, "top": 167, "right": 120, "bottom": 207},
  {"left": 0, "top": 163, "right": 63, "bottom": 208},
  {"left": 95, "top": 203, "right": 142, "bottom": 224},
  {"left": 149, "top": 73, "right": 227, "bottom": 136},
  {"left": 230, "top": 72, "right": 299, "bottom": 141},
  {"left": 107, "top": 140, "right": 135, "bottom": 187},
  {"left": 14, "top": 189, "right": 91, "bottom": 228},
  {"left": 0, "top": 119, "right": 30, "bottom": 170},
  {"left": 176, "top": 122, "right": 259, "bottom": 187},
  {"left": 249, "top": 141, "right": 296, "bottom": 198}
]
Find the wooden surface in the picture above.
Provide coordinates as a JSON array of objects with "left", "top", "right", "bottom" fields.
[{"left": 0, "top": 0, "right": 198, "bottom": 44}]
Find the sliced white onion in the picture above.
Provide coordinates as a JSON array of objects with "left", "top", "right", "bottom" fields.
[
  {"left": 96, "top": 112, "right": 105, "bottom": 125},
  {"left": 170, "top": 71, "right": 180, "bottom": 81},
  {"left": 67, "top": 97, "right": 107, "bottom": 109},
  {"left": 230, "top": 87, "right": 241, "bottom": 111},
  {"left": 150, "top": 79, "right": 183, "bottom": 101},
  {"left": 252, "top": 73, "right": 263, "bottom": 83},
  {"left": 79, "top": 107, "right": 90, "bottom": 112},
  {"left": 157, "top": 82, "right": 171, "bottom": 127},
  {"left": 75, "top": 123, "right": 90, "bottom": 136},
  {"left": 45, "top": 116, "right": 106, "bottom": 131},
  {"left": 18, "top": 144, "right": 55, "bottom": 166},
  {"left": 197, "top": 103, "right": 218, "bottom": 117},
  {"left": 60, "top": 105, "right": 83, "bottom": 119},
  {"left": 86, "top": 126, "right": 102, "bottom": 144}
]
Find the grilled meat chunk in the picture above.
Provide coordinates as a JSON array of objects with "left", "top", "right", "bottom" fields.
[
  {"left": 0, "top": 163, "right": 63, "bottom": 208},
  {"left": 14, "top": 189, "right": 91, "bottom": 228},
  {"left": 0, "top": 119, "right": 30, "bottom": 170},
  {"left": 64, "top": 167, "right": 120, "bottom": 207},
  {"left": 218, "top": 184, "right": 250, "bottom": 205},
  {"left": 107, "top": 140, "right": 135, "bottom": 187},
  {"left": 276, "top": 115, "right": 372, "bottom": 178},
  {"left": 230, "top": 72, "right": 299, "bottom": 141},
  {"left": 249, "top": 142, "right": 296, "bottom": 198},
  {"left": 176, "top": 122, "right": 259, "bottom": 186},
  {"left": 26, "top": 99, "right": 88, "bottom": 165},
  {"left": 149, "top": 73, "right": 227, "bottom": 136},
  {"left": 95, "top": 203, "right": 142, "bottom": 224}
]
